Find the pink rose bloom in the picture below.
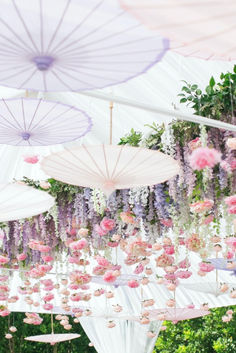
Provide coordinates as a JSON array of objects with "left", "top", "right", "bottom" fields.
[
  {"left": 176, "top": 270, "right": 192, "bottom": 279},
  {"left": 220, "top": 160, "right": 232, "bottom": 173},
  {"left": 23, "top": 155, "right": 39, "bottom": 164},
  {"left": 43, "top": 293, "right": 54, "bottom": 302},
  {"left": 93, "top": 265, "right": 106, "bottom": 276},
  {"left": 70, "top": 293, "right": 81, "bottom": 302},
  {"left": 44, "top": 285, "right": 54, "bottom": 292},
  {"left": 230, "top": 159, "right": 236, "bottom": 170},
  {"left": 0, "top": 255, "right": 10, "bottom": 264},
  {"left": 68, "top": 256, "right": 81, "bottom": 265},
  {"left": 103, "top": 270, "right": 116, "bottom": 283},
  {"left": 160, "top": 218, "right": 173, "bottom": 227},
  {"left": 0, "top": 309, "right": 10, "bottom": 317},
  {"left": 222, "top": 315, "right": 231, "bottom": 322},
  {"left": 41, "top": 279, "right": 53, "bottom": 287},
  {"left": 37, "top": 245, "right": 51, "bottom": 253},
  {"left": 95, "top": 224, "right": 108, "bottom": 236},
  {"left": 160, "top": 326, "right": 167, "bottom": 331},
  {"left": 228, "top": 205, "right": 236, "bottom": 214},
  {"left": 0, "top": 275, "right": 8, "bottom": 282},
  {"left": 164, "top": 245, "right": 175, "bottom": 255},
  {"left": 199, "top": 262, "right": 214, "bottom": 272},
  {"left": 190, "top": 199, "right": 214, "bottom": 213},
  {"left": 78, "top": 228, "right": 89, "bottom": 237},
  {"left": 67, "top": 228, "right": 77, "bottom": 236},
  {"left": 107, "top": 241, "right": 119, "bottom": 248},
  {"left": 100, "top": 217, "right": 115, "bottom": 231},
  {"left": 202, "top": 214, "right": 214, "bottom": 225},
  {"left": 39, "top": 181, "right": 51, "bottom": 189},
  {"left": 69, "top": 238, "right": 88, "bottom": 251},
  {"left": 69, "top": 284, "right": 79, "bottom": 290},
  {"left": 164, "top": 273, "right": 177, "bottom": 281},
  {"left": 134, "top": 263, "right": 144, "bottom": 274},
  {"left": 120, "top": 211, "right": 135, "bottom": 224},
  {"left": 188, "top": 137, "right": 202, "bottom": 151},
  {"left": 226, "top": 251, "right": 234, "bottom": 259},
  {"left": 156, "top": 253, "right": 174, "bottom": 267},
  {"left": 96, "top": 256, "right": 110, "bottom": 268},
  {"left": 42, "top": 255, "right": 53, "bottom": 262},
  {"left": 225, "top": 195, "right": 236, "bottom": 206},
  {"left": 43, "top": 303, "right": 53, "bottom": 311},
  {"left": 17, "top": 253, "right": 27, "bottom": 261},
  {"left": 226, "top": 137, "right": 236, "bottom": 150},
  {"left": 189, "top": 147, "right": 221, "bottom": 170},
  {"left": 128, "top": 280, "right": 139, "bottom": 288},
  {"left": 28, "top": 239, "right": 43, "bottom": 250}
]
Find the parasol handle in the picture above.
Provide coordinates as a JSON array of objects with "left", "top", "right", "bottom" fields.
[
  {"left": 51, "top": 313, "right": 54, "bottom": 334},
  {"left": 109, "top": 101, "right": 113, "bottom": 145}
]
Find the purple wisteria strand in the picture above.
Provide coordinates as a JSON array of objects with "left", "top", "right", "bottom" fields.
[{"left": 153, "top": 184, "right": 169, "bottom": 219}]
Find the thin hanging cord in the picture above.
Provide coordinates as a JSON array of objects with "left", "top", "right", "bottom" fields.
[{"left": 109, "top": 101, "right": 113, "bottom": 145}]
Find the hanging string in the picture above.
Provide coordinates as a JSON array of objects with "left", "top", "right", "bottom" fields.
[
  {"left": 109, "top": 101, "right": 113, "bottom": 145},
  {"left": 228, "top": 72, "right": 234, "bottom": 123}
]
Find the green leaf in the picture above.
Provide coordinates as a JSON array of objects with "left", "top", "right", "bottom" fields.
[{"left": 209, "top": 76, "right": 215, "bottom": 87}]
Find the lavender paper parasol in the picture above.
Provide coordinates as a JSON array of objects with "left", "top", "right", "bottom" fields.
[
  {"left": 0, "top": 0, "right": 169, "bottom": 91},
  {"left": 0, "top": 98, "right": 92, "bottom": 146},
  {"left": 208, "top": 258, "right": 236, "bottom": 276}
]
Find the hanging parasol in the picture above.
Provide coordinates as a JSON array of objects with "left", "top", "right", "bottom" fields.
[
  {"left": 0, "top": 182, "right": 54, "bottom": 221},
  {"left": 0, "top": 0, "right": 169, "bottom": 91},
  {"left": 41, "top": 144, "right": 180, "bottom": 196},
  {"left": 120, "top": 0, "right": 236, "bottom": 60},
  {"left": 208, "top": 258, "right": 236, "bottom": 276},
  {"left": 0, "top": 98, "right": 92, "bottom": 146},
  {"left": 148, "top": 308, "right": 210, "bottom": 323},
  {"left": 181, "top": 282, "right": 234, "bottom": 297},
  {"left": 25, "top": 333, "right": 80, "bottom": 344}
]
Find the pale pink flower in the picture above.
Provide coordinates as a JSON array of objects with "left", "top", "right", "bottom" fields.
[
  {"left": 230, "top": 159, "right": 236, "bottom": 170},
  {"left": 134, "top": 263, "right": 144, "bottom": 274},
  {"left": 176, "top": 270, "right": 192, "bottom": 279},
  {"left": 70, "top": 293, "right": 81, "bottom": 302},
  {"left": 155, "top": 253, "right": 174, "bottom": 267},
  {"left": 41, "top": 279, "right": 53, "bottom": 287},
  {"left": 160, "top": 218, "right": 173, "bottom": 227},
  {"left": 189, "top": 147, "right": 221, "bottom": 170},
  {"left": 160, "top": 326, "right": 167, "bottom": 331},
  {"left": 23, "top": 155, "right": 39, "bottom": 164},
  {"left": 220, "top": 160, "right": 232, "bottom": 173},
  {"left": 69, "top": 238, "right": 88, "bottom": 251},
  {"left": 164, "top": 245, "right": 175, "bottom": 255},
  {"left": 43, "top": 293, "right": 54, "bottom": 302},
  {"left": 103, "top": 271, "right": 116, "bottom": 283},
  {"left": 42, "top": 255, "right": 53, "bottom": 262},
  {"left": 39, "top": 181, "right": 51, "bottom": 189},
  {"left": 5, "top": 333, "right": 12, "bottom": 339},
  {"left": 96, "top": 256, "right": 110, "bottom": 268},
  {"left": 17, "top": 253, "right": 27, "bottom": 261},
  {"left": 199, "top": 262, "right": 214, "bottom": 272},
  {"left": 225, "top": 195, "right": 236, "bottom": 206},
  {"left": 202, "top": 214, "right": 214, "bottom": 225},
  {"left": 190, "top": 199, "right": 214, "bottom": 213},
  {"left": 226, "top": 310, "right": 233, "bottom": 316},
  {"left": 120, "top": 211, "right": 135, "bottom": 224},
  {"left": 0, "top": 255, "right": 10, "bottom": 264},
  {"left": 108, "top": 240, "right": 119, "bottom": 248},
  {"left": 188, "top": 137, "right": 202, "bottom": 151},
  {"left": 222, "top": 315, "right": 230, "bottom": 322},
  {"left": 226, "top": 137, "right": 236, "bottom": 150},
  {"left": 178, "top": 258, "right": 190, "bottom": 270},
  {"left": 37, "top": 245, "right": 51, "bottom": 253},
  {"left": 43, "top": 303, "right": 53, "bottom": 311},
  {"left": 78, "top": 228, "right": 89, "bottom": 237},
  {"left": 228, "top": 205, "right": 236, "bottom": 214},
  {"left": 127, "top": 279, "right": 139, "bottom": 288},
  {"left": 100, "top": 217, "right": 115, "bottom": 231},
  {"left": 92, "top": 265, "right": 106, "bottom": 276},
  {"left": 0, "top": 309, "right": 10, "bottom": 317},
  {"left": 95, "top": 224, "right": 108, "bottom": 236}
]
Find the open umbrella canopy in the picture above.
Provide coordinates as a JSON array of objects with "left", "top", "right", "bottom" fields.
[
  {"left": 41, "top": 144, "right": 180, "bottom": 196},
  {"left": 25, "top": 333, "right": 80, "bottom": 344},
  {"left": 0, "top": 98, "right": 92, "bottom": 146},
  {"left": 0, "top": 0, "right": 168, "bottom": 91},
  {"left": 120, "top": 0, "right": 236, "bottom": 61},
  {"left": 0, "top": 182, "right": 54, "bottom": 221}
]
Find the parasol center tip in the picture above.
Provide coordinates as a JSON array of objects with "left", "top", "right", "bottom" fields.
[
  {"left": 32, "top": 55, "right": 54, "bottom": 71},
  {"left": 21, "top": 132, "right": 31, "bottom": 140}
]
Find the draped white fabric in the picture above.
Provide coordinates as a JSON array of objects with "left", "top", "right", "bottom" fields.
[{"left": 80, "top": 318, "right": 162, "bottom": 353}]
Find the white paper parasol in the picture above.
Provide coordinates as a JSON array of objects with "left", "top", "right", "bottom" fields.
[
  {"left": 41, "top": 144, "right": 180, "bottom": 196},
  {"left": 0, "top": 183, "right": 54, "bottom": 221}
]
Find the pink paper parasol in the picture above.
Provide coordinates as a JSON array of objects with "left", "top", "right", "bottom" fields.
[
  {"left": 148, "top": 308, "right": 210, "bottom": 323},
  {"left": 25, "top": 333, "right": 80, "bottom": 344},
  {"left": 0, "top": 98, "right": 92, "bottom": 146},
  {"left": 0, "top": 0, "right": 168, "bottom": 91},
  {"left": 120, "top": 0, "right": 236, "bottom": 60},
  {"left": 0, "top": 182, "right": 54, "bottom": 221},
  {"left": 41, "top": 144, "right": 180, "bottom": 196}
]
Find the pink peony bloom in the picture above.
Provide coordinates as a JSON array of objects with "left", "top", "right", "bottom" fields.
[
  {"left": 188, "top": 137, "right": 202, "bottom": 151},
  {"left": 23, "top": 155, "right": 39, "bottom": 164},
  {"left": 43, "top": 303, "right": 53, "bottom": 311},
  {"left": 42, "top": 255, "right": 53, "bottom": 262},
  {"left": 230, "top": 159, "right": 236, "bottom": 170},
  {"left": 189, "top": 147, "right": 221, "bottom": 170},
  {"left": 202, "top": 214, "right": 214, "bottom": 225},
  {"left": 190, "top": 199, "right": 214, "bottom": 213},
  {"left": 176, "top": 270, "right": 192, "bottom": 279},
  {"left": 127, "top": 280, "right": 139, "bottom": 288},
  {"left": 226, "top": 137, "right": 236, "bottom": 150},
  {"left": 96, "top": 256, "right": 110, "bottom": 268},
  {"left": 0, "top": 309, "right": 10, "bottom": 317},
  {"left": 107, "top": 241, "right": 119, "bottom": 248},
  {"left": 100, "top": 217, "right": 115, "bottom": 231},
  {"left": 78, "top": 228, "right": 89, "bottom": 237},
  {"left": 134, "top": 263, "right": 144, "bottom": 274},
  {"left": 43, "top": 293, "right": 54, "bottom": 302},
  {"left": 164, "top": 245, "right": 175, "bottom": 255},
  {"left": 225, "top": 195, "right": 236, "bottom": 206},
  {"left": 120, "top": 211, "right": 135, "bottom": 224},
  {"left": 199, "top": 262, "right": 214, "bottom": 272},
  {"left": 95, "top": 224, "right": 108, "bottom": 236},
  {"left": 103, "top": 271, "right": 116, "bottom": 283},
  {"left": 160, "top": 218, "right": 173, "bottom": 227},
  {"left": 17, "top": 253, "right": 27, "bottom": 261},
  {"left": 156, "top": 253, "right": 174, "bottom": 267},
  {"left": 228, "top": 205, "right": 236, "bottom": 214},
  {"left": 69, "top": 238, "right": 88, "bottom": 251},
  {"left": 0, "top": 255, "right": 10, "bottom": 264},
  {"left": 92, "top": 265, "right": 106, "bottom": 276},
  {"left": 37, "top": 245, "right": 51, "bottom": 253}
]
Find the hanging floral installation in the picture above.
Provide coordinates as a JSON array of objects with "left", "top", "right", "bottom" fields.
[{"left": 0, "top": 68, "right": 235, "bottom": 328}]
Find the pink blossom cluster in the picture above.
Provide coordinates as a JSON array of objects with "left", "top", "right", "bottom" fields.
[
  {"left": 23, "top": 312, "right": 43, "bottom": 325},
  {"left": 95, "top": 217, "right": 116, "bottom": 236},
  {"left": 189, "top": 147, "right": 221, "bottom": 170},
  {"left": 119, "top": 211, "right": 135, "bottom": 224},
  {"left": 69, "top": 270, "right": 91, "bottom": 286},
  {"left": 190, "top": 199, "right": 214, "bottom": 213},
  {"left": 225, "top": 195, "right": 236, "bottom": 214}
]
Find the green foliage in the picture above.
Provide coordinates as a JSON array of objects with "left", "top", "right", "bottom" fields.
[
  {"left": 118, "top": 128, "right": 142, "bottom": 146},
  {"left": 179, "top": 66, "right": 236, "bottom": 120},
  {"left": 0, "top": 313, "right": 95, "bottom": 353},
  {"left": 154, "top": 307, "right": 236, "bottom": 353}
]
